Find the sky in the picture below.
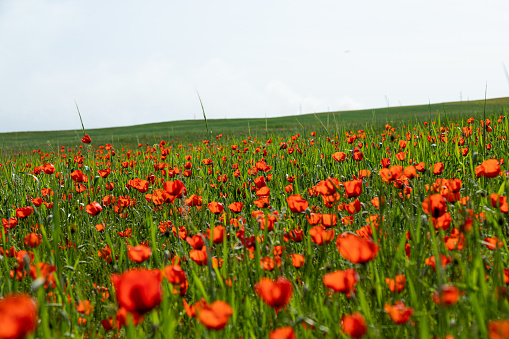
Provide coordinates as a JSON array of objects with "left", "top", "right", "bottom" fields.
[{"left": 0, "top": 0, "right": 508, "bottom": 133}]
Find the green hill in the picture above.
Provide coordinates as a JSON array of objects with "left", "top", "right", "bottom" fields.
[{"left": 2, "top": 97, "right": 508, "bottom": 152}]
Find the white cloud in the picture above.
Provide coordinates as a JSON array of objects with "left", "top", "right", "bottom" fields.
[{"left": 0, "top": 0, "right": 508, "bottom": 132}]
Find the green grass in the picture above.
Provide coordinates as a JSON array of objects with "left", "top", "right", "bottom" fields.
[
  {"left": 1, "top": 102, "right": 509, "bottom": 338},
  {"left": 2, "top": 97, "right": 508, "bottom": 152}
]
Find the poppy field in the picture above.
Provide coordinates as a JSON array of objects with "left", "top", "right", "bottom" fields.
[{"left": 2, "top": 109, "right": 509, "bottom": 338}]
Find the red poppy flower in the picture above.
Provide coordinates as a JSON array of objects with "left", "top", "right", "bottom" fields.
[
  {"left": 128, "top": 179, "right": 149, "bottom": 193},
  {"left": 346, "top": 199, "right": 362, "bottom": 215},
  {"left": 336, "top": 233, "right": 379, "bottom": 264},
  {"left": 31, "top": 197, "right": 42, "bottom": 207},
  {"left": 228, "top": 202, "right": 243, "bottom": 213},
  {"left": 111, "top": 269, "right": 163, "bottom": 314},
  {"left": 127, "top": 245, "right": 152, "bottom": 263},
  {"left": 344, "top": 180, "right": 363, "bottom": 198},
  {"left": 332, "top": 152, "right": 347, "bottom": 162},
  {"left": 433, "top": 162, "right": 445, "bottom": 175},
  {"left": 432, "top": 285, "right": 461, "bottom": 306},
  {"left": 286, "top": 194, "right": 309, "bottom": 213},
  {"left": 323, "top": 269, "right": 359, "bottom": 296},
  {"left": 425, "top": 255, "right": 451, "bottom": 271},
  {"left": 163, "top": 265, "right": 188, "bottom": 296},
  {"left": 309, "top": 226, "right": 335, "bottom": 245},
  {"left": 488, "top": 319, "right": 509, "bottom": 339},
  {"left": 384, "top": 301, "right": 413, "bottom": 324},
  {"left": 163, "top": 180, "right": 187, "bottom": 199},
  {"left": 81, "top": 134, "right": 91, "bottom": 144},
  {"left": 270, "top": 327, "right": 296, "bottom": 339},
  {"left": 208, "top": 202, "right": 224, "bottom": 214},
  {"left": 381, "top": 158, "right": 391, "bottom": 168},
  {"left": 385, "top": 274, "right": 406, "bottom": 293},
  {"left": 190, "top": 248, "right": 208, "bottom": 266},
  {"left": 489, "top": 193, "right": 509, "bottom": 214},
  {"left": 86, "top": 202, "right": 102, "bottom": 216},
  {"left": 260, "top": 256, "right": 282, "bottom": 271},
  {"left": 76, "top": 300, "right": 92, "bottom": 315},
  {"left": 98, "top": 168, "right": 111, "bottom": 178},
  {"left": 485, "top": 237, "right": 504, "bottom": 250},
  {"left": 0, "top": 294, "right": 38, "bottom": 339},
  {"left": 15, "top": 207, "right": 33, "bottom": 219},
  {"left": 289, "top": 229, "right": 304, "bottom": 242},
  {"left": 42, "top": 163, "right": 55, "bottom": 174},
  {"left": 479, "top": 159, "right": 501, "bottom": 178},
  {"left": 422, "top": 194, "right": 447, "bottom": 218},
  {"left": 186, "top": 234, "right": 205, "bottom": 249},
  {"left": 2, "top": 217, "right": 18, "bottom": 229},
  {"left": 255, "top": 277, "right": 293, "bottom": 309},
  {"left": 197, "top": 300, "right": 233, "bottom": 331},
  {"left": 341, "top": 312, "right": 367, "bottom": 338},
  {"left": 306, "top": 213, "right": 322, "bottom": 225},
  {"left": 291, "top": 254, "right": 305, "bottom": 268},
  {"left": 29, "top": 262, "right": 56, "bottom": 288},
  {"left": 24, "top": 233, "right": 41, "bottom": 248}
]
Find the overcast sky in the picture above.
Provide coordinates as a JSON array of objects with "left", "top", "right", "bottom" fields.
[{"left": 0, "top": 0, "right": 508, "bottom": 133}]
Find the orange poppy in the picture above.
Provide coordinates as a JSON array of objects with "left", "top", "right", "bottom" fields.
[
  {"left": 306, "top": 213, "right": 322, "bottom": 225},
  {"left": 433, "top": 162, "right": 445, "bottom": 175},
  {"left": 385, "top": 274, "right": 406, "bottom": 293},
  {"left": 309, "top": 226, "right": 335, "bottom": 245},
  {"left": 346, "top": 199, "right": 362, "bottom": 215},
  {"left": 381, "top": 158, "right": 391, "bottom": 168},
  {"left": 190, "top": 248, "right": 208, "bottom": 266},
  {"left": 81, "top": 134, "right": 91, "bottom": 143},
  {"left": 489, "top": 194, "right": 509, "bottom": 214},
  {"left": 2, "top": 217, "right": 18, "bottom": 229},
  {"left": 403, "top": 166, "right": 418, "bottom": 179},
  {"left": 76, "top": 300, "right": 92, "bottom": 315},
  {"left": 479, "top": 159, "right": 501, "bottom": 178},
  {"left": 0, "top": 294, "right": 38, "bottom": 339},
  {"left": 384, "top": 301, "right": 413, "bottom": 324},
  {"left": 425, "top": 255, "right": 451, "bottom": 271},
  {"left": 24, "top": 233, "right": 41, "bottom": 248},
  {"left": 86, "top": 202, "right": 102, "bottom": 216},
  {"left": 42, "top": 163, "right": 55, "bottom": 174},
  {"left": 341, "top": 312, "right": 367, "bottom": 338},
  {"left": 344, "top": 180, "right": 363, "bottom": 198},
  {"left": 255, "top": 277, "right": 293, "bottom": 309},
  {"left": 197, "top": 300, "right": 233, "bottom": 331},
  {"left": 29, "top": 262, "right": 57, "bottom": 289},
  {"left": 488, "top": 319, "right": 509, "bottom": 339},
  {"left": 260, "top": 256, "right": 282, "bottom": 271},
  {"left": 163, "top": 180, "right": 187, "bottom": 198},
  {"left": 127, "top": 245, "right": 152, "bottom": 263},
  {"left": 15, "top": 207, "right": 33, "bottom": 219},
  {"left": 186, "top": 234, "right": 205, "bottom": 249},
  {"left": 322, "top": 269, "right": 359, "bottom": 296},
  {"left": 163, "top": 265, "right": 188, "bottom": 296},
  {"left": 336, "top": 233, "right": 379, "bottom": 264},
  {"left": 228, "top": 202, "right": 243, "bottom": 213},
  {"left": 270, "top": 327, "right": 296, "bottom": 339},
  {"left": 321, "top": 213, "right": 337, "bottom": 228},
  {"left": 432, "top": 285, "right": 461, "bottom": 306},
  {"left": 433, "top": 212, "right": 452, "bottom": 231},
  {"left": 208, "top": 202, "right": 224, "bottom": 214},
  {"left": 422, "top": 194, "right": 447, "bottom": 218},
  {"left": 291, "top": 254, "right": 305, "bottom": 268},
  {"left": 332, "top": 152, "right": 347, "bottom": 162},
  {"left": 485, "top": 237, "right": 504, "bottom": 250},
  {"left": 286, "top": 194, "right": 309, "bottom": 213},
  {"left": 110, "top": 269, "right": 163, "bottom": 314}
]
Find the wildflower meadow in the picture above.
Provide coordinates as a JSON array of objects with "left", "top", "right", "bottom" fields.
[{"left": 2, "top": 107, "right": 509, "bottom": 338}]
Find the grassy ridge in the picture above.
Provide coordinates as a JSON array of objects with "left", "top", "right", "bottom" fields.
[{"left": 2, "top": 97, "right": 508, "bottom": 151}]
